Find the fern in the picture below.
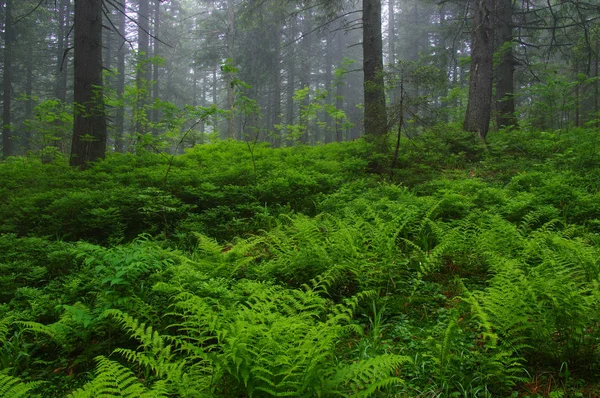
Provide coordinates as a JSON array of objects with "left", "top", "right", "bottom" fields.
[
  {"left": 0, "top": 373, "right": 41, "bottom": 398},
  {"left": 0, "top": 316, "right": 12, "bottom": 345},
  {"left": 328, "top": 354, "right": 410, "bottom": 397},
  {"left": 68, "top": 356, "right": 167, "bottom": 398},
  {"left": 103, "top": 309, "right": 214, "bottom": 395}
]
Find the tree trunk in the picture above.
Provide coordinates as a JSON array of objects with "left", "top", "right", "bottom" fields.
[
  {"left": 495, "top": 0, "right": 516, "bottom": 128},
  {"left": 286, "top": 14, "right": 297, "bottom": 131},
  {"left": 273, "top": 25, "right": 283, "bottom": 147},
  {"left": 388, "top": 0, "right": 395, "bottom": 67},
  {"left": 335, "top": 24, "right": 345, "bottom": 142},
  {"left": 152, "top": 0, "right": 161, "bottom": 125},
  {"left": 300, "top": 11, "right": 312, "bottom": 144},
  {"left": 55, "top": 0, "right": 69, "bottom": 102},
  {"left": 225, "top": 0, "right": 236, "bottom": 139},
  {"left": 24, "top": 48, "right": 34, "bottom": 152},
  {"left": 2, "top": 0, "right": 14, "bottom": 158},
  {"left": 362, "top": 0, "right": 388, "bottom": 143},
  {"left": 136, "top": 0, "right": 150, "bottom": 135},
  {"left": 70, "top": 0, "right": 107, "bottom": 168},
  {"left": 324, "top": 28, "right": 333, "bottom": 143},
  {"left": 595, "top": 37, "right": 599, "bottom": 127},
  {"left": 115, "top": 0, "right": 126, "bottom": 152},
  {"left": 463, "top": 0, "right": 494, "bottom": 140},
  {"left": 212, "top": 62, "right": 219, "bottom": 134}
]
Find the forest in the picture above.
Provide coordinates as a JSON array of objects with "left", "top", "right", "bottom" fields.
[{"left": 1, "top": 0, "right": 600, "bottom": 396}]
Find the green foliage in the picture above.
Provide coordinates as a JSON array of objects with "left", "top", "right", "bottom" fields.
[
  {"left": 2, "top": 127, "right": 600, "bottom": 397},
  {"left": 68, "top": 356, "right": 168, "bottom": 398},
  {"left": 22, "top": 98, "right": 73, "bottom": 159},
  {"left": 0, "top": 373, "right": 42, "bottom": 398},
  {"left": 275, "top": 86, "right": 354, "bottom": 144}
]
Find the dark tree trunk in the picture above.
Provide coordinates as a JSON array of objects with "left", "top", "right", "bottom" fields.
[
  {"left": 135, "top": 0, "right": 150, "bottom": 135},
  {"left": 3, "top": 0, "right": 14, "bottom": 158},
  {"left": 25, "top": 48, "right": 34, "bottom": 152},
  {"left": 463, "top": 0, "right": 494, "bottom": 139},
  {"left": 70, "top": 0, "right": 107, "bottom": 168},
  {"left": 56, "top": 0, "right": 69, "bottom": 102},
  {"left": 212, "top": 62, "right": 219, "bottom": 134},
  {"left": 151, "top": 0, "right": 160, "bottom": 125},
  {"left": 286, "top": 15, "right": 297, "bottom": 130},
  {"left": 225, "top": 0, "right": 236, "bottom": 139},
  {"left": 300, "top": 11, "right": 312, "bottom": 144},
  {"left": 115, "top": 0, "right": 126, "bottom": 152},
  {"left": 495, "top": 0, "right": 516, "bottom": 128},
  {"left": 595, "top": 37, "right": 599, "bottom": 127},
  {"left": 335, "top": 23, "right": 346, "bottom": 142},
  {"left": 324, "top": 28, "right": 333, "bottom": 143},
  {"left": 273, "top": 25, "right": 282, "bottom": 147},
  {"left": 362, "top": 0, "right": 388, "bottom": 143},
  {"left": 388, "top": 0, "right": 395, "bottom": 67}
]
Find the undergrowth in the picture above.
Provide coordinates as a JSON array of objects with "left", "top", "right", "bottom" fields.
[{"left": 1, "top": 130, "right": 600, "bottom": 396}]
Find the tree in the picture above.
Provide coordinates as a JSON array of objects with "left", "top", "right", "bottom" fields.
[
  {"left": 70, "top": 0, "right": 107, "bottom": 168},
  {"left": 463, "top": 0, "right": 494, "bottom": 139},
  {"left": 115, "top": 0, "right": 127, "bottom": 152},
  {"left": 495, "top": 0, "right": 516, "bottom": 128},
  {"left": 225, "top": 0, "right": 236, "bottom": 139},
  {"left": 135, "top": 0, "right": 151, "bottom": 136},
  {"left": 362, "top": 0, "right": 388, "bottom": 144},
  {"left": 3, "top": 0, "right": 14, "bottom": 158}
]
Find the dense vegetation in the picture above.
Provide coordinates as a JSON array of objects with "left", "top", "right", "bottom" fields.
[{"left": 1, "top": 126, "right": 600, "bottom": 397}]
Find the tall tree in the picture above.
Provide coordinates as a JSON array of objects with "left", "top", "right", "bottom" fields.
[
  {"left": 362, "top": 0, "right": 388, "bottom": 142},
  {"left": 151, "top": 0, "right": 161, "bottom": 125},
  {"left": 115, "top": 0, "right": 127, "bottom": 152},
  {"left": 463, "top": 0, "right": 494, "bottom": 139},
  {"left": 225, "top": 0, "right": 236, "bottom": 139},
  {"left": 2, "top": 0, "right": 14, "bottom": 158},
  {"left": 70, "top": 0, "right": 107, "bottom": 168},
  {"left": 55, "top": 0, "right": 70, "bottom": 102},
  {"left": 495, "top": 0, "right": 516, "bottom": 128},
  {"left": 135, "top": 0, "right": 151, "bottom": 135}
]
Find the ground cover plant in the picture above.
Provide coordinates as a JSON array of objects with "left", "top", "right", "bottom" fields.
[{"left": 1, "top": 127, "right": 600, "bottom": 397}]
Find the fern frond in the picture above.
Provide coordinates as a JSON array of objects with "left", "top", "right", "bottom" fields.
[
  {"left": 68, "top": 356, "right": 164, "bottom": 398},
  {"left": 0, "top": 373, "right": 41, "bottom": 398},
  {"left": 330, "top": 354, "right": 410, "bottom": 398},
  {"left": 0, "top": 316, "right": 12, "bottom": 344}
]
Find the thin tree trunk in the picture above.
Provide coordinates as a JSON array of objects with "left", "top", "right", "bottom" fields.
[
  {"left": 115, "top": 0, "right": 126, "bottom": 152},
  {"left": 273, "top": 25, "right": 282, "bottom": 147},
  {"left": 300, "top": 11, "right": 312, "bottom": 144},
  {"left": 24, "top": 48, "right": 34, "bottom": 152},
  {"left": 200, "top": 72, "right": 206, "bottom": 144},
  {"left": 2, "top": 0, "right": 14, "bottom": 158},
  {"left": 151, "top": 0, "right": 160, "bottom": 125},
  {"left": 70, "top": 0, "right": 107, "bottom": 168},
  {"left": 388, "top": 0, "right": 395, "bottom": 67},
  {"left": 56, "top": 0, "right": 69, "bottom": 102},
  {"left": 212, "top": 62, "right": 219, "bottom": 135},
  {"left": 595, "top": 37, "right": 599, "bottom": 127},
  {"left": 286, "top": 15, "right": 297, "bottom": 131},
  {"left": 495, "top": 0, "right": 516, "bottom": 128},
  {"left": 225, "top": 0, "right": 236, "bottom": 139},
  {"left": 135, "top": 0, "right": 150, "bottom": 135},
  {"left": 324, "top": 28, "right": 333, "bottom": 143},
  {"left": 463, "top": 0, "right": 494, "bottom": 140},
  {"left": 362, "top": 0, "right": 388, "bottom": 144},
  {"left": 335, "top": 23, "right": 345, "bottom": 142}
]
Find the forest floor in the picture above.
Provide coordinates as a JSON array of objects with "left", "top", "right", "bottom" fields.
[{"left": 1, "top": 125, "right": 600, "bottom": 397}]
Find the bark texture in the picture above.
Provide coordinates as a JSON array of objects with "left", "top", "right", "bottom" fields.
[
  {"left": 363, "top": 0, "right": 388, "bottom": 143},
  {"left": 463, "top": 0, "right": 494, "bottom": 139},
  {"left": 70, "top": 0, "right": 107, "bottom": 168},
  {"left": 495, "top": 0, "right": 516, "bottom": 128},
  {"left": 3, "top": 0, "right": 14, "bottom": 158}
]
